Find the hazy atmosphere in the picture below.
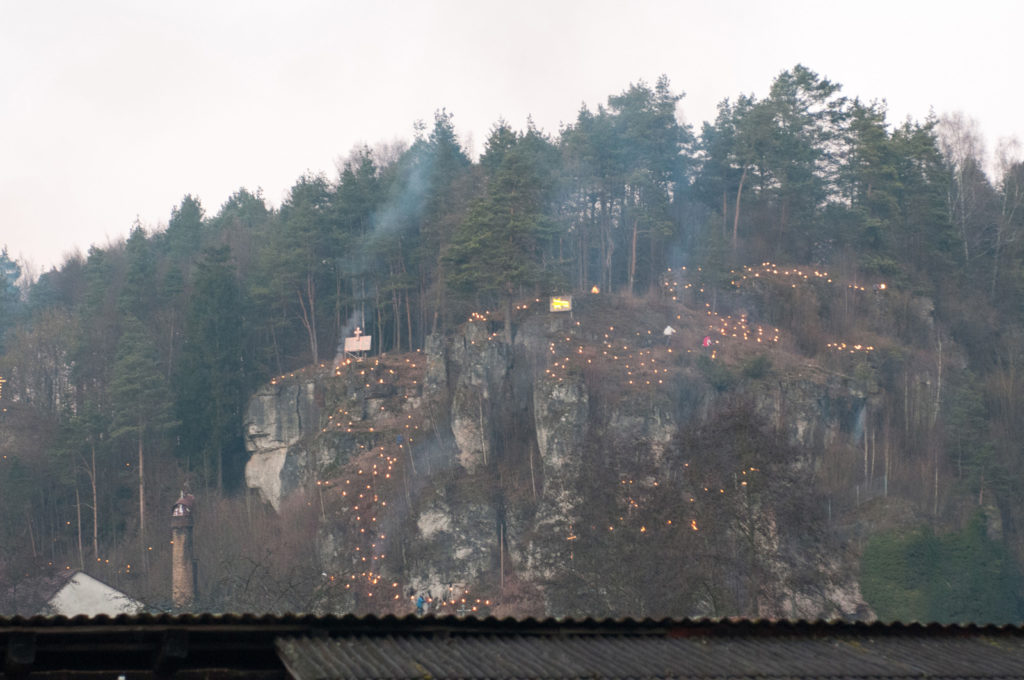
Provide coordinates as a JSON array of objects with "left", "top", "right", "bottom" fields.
[
  {"left": 6, "top": 0, "right": 1024, "bottom": 626},
  {"left": 2, "top": 0, "right": 1021, "bottom": 270}
]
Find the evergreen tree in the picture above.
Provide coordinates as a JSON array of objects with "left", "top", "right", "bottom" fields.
[
  {"left": 836, "top": 99, "right": 901, "bottom": 256},
  {"left": 211, "top": 188, "right": 271, "bottom": 272},
  {"left": 861, "top": 515, "right": 1023, "bottom": 623},
  {"left": 71, "top": 246, "right": 118, "bottom": 398},
  {"left": 0, "top": 247, "right": 22, "bottom": 352},
  {"left": 417, "top": 110, "right": 473, "bottom": 336},
  {"left": 890, "top": 119, "right": 958, "bottom": 282},
  {"left": 446, "top": 124, "right": 560, "bottom": 342},
  {"left": 256, "top": 173, "right": 334, "bottom": 366},
  {"left": 164, "top": 194, "right": 205, "bottom": 260},
  {"left": 561, "top": 101, "right": 624, "bottom": 293},
  {"left": 608, "top": 75, "right": 691, "bottom": 292},
  {"left": 480, "top": 119, "right": 518, "bottom": 176},
  {"left": 118, "top": 223, "right": 158, "bottom": 323},
  {"left": 561, "top": 77, "right": 689, "bottom": 294},
  {"left": 174, "top": 246, "right": 246, "bottom": 489},
  {"left": 335, "top": 148, "right": 388, "bottom": 348}
]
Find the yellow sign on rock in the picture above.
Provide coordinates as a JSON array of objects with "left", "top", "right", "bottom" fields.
[{"left": 549, "top": 296, "right": 573, "bottom": 312}]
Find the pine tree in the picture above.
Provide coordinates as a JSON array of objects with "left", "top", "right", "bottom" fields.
[
  {"left": 445, "top": 125, "right": 559, "bottom": 343},
  {"left": 174, "top": 246, "right": 246, "bottom": 490},
  {"left": 0, "top": 247, "right": 22, "bottom": 352}
]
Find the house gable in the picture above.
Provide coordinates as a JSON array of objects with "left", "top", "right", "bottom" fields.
[{"left": 42, "top": 572, "right": 145, "bottom": 617}]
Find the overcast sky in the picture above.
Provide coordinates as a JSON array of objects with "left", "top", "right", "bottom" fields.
[{"left": 2, "top": 0, "right": 1021, "bottom": 272}]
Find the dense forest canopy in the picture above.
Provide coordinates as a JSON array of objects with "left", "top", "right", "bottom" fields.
[{"left": 2, "top": 65, "right": 1024, "bottom": 617}]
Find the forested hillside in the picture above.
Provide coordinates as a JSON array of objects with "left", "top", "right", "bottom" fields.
[{"left": 2, "top": 65, "right": 1024, "bottom": 619}]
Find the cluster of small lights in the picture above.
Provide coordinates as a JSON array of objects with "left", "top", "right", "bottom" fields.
[
  {"left": 296, "top": 261, "right": 889, "bottom": 610},
  {"left": 15, "top": 266, "right": 873, "bottom": 610},
  {"left": 330, "top": 357, "right": 359, "bottom": 375},
  {"left": 825, "top": 342, "right": 875, "bottom": 354},
  {"left": 664, "top": 266, "right": 784, "bottom": 350},
  {"left": 661, "top": 266, "right": 699, "bottom": 301},
  {"left": 728, "top": 263, "right": 889, "bottom": 350},
  {"left": 702, "top": 309, "right": 780, "bottom": 345},
  {"left": 37, "top": 547, "right": 156, "bottom": 577},
  {"left": 731, "top": 262, "right": 835, "bottom": 287},
  {"left": 316, "top": 446, "right": 399, "bottom": 598},
  {"left": 541, "top": 325, "right": 676, "bottom": 387},
  {"left": 847, "top": 282, "right": 887, "bottom": 292},
  {"left": 270, "top": 369, "right": 307, "bottom": 386},
  {"left": 669, "top": 262, "right": 889, "bottom": 355},
  {"left": 464, "top": 300, "right": 550, "bottom": 346},
  {"left": 311, "top": 351, "right": 496, "bottom": 613},
  {"left": 321, "top": 357, "right": 424, "bottom": 434}
]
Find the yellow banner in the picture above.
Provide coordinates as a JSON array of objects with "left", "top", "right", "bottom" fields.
[{"left": 549, "top": 296, "right": 573, "bottom": 312}]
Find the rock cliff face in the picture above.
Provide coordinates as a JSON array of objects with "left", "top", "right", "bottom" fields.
[
  {"left": 244, "top": 379, "right": 319, "bottom": 513},
  {"left": 243, "top": 298, "right": 872, "bottom": 619}
]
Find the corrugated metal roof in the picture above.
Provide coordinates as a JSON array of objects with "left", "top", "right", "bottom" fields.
[{"left": 276, "top": 628, "right": 1024, "bottom": 680}]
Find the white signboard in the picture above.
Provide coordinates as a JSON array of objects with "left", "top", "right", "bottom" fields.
[{"left": 344, "top": 335, "right": 372, "bottom": 352}]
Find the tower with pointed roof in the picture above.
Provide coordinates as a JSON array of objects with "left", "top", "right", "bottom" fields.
[{"left": 170, "top": 491, "right": 196, "bottom": 609}]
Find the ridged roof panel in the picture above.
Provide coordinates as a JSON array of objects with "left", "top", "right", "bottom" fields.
[{"left": 276, "top": 632, "right": 1024, "bottom": 679}]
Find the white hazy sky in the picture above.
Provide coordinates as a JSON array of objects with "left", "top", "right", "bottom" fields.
[{"left": 2, "top": 0, "right": 1021, "bottom": 272}]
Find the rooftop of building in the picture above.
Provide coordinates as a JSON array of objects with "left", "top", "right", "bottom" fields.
[{"left": 3, "top": 614, "right": 1024, "bottom": 679}]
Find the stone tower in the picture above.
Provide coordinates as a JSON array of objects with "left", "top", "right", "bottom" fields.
[{"left": 170, "top": 491, "right": 196, "bottom": 610}]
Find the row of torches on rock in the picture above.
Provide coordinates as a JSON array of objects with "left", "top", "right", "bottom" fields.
[
  {"left": 664, "top": 263, "right": 883, "bottom": 355},
  {"left": 267, "top": 264, "right": 888, "bottom": 611},
  {"left": 302, "top": 356, "right": 488, "bottom": 613}
]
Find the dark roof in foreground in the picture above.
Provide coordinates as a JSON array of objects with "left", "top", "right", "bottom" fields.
[{"left": 2, "top": 614, "right": 1024, "bottom": 679}]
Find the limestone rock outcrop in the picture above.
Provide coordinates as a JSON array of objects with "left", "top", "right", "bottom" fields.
[{"left": 243, "top": 301, "right": 878, "bottom": 619}]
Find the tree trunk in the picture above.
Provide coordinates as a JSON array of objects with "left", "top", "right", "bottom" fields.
[
  {"left": 391, "top": 266, "right": 401, "bottom": 352},
  {"left": 504, "top": 292, "right": 513, "bottom": 346},
  {"left": 270, "top": 325, "right": 282, "bottom": 375},
  {"left": 401, "top": 250, "right": 414, "bottom": 350},
  {"left": 406, "top": 291, "right": 414, "bottom": 352},
  {"left": 76, "top": 486, "right": 84, "bottom": 570},
  {"left": 166, "top": 313, "right": 176, "bottom": 379},
  {"left": 138, "top": 428, "right": 146, "bottom": 570},
  {"left": 90, "top": 441, "right": 98, "bottom": 559},
  {"left": 628, "top": 217, "right": 638, "bottom": 296},
  {"left": 933, "top": 333, "right": 943, "bottom": 427},
  {"left": 776, "top": 195, "right": 789, "bottom": 255},
  {"left": 732, "top": 167, "right": 747, "bottom": 252},
  {"left": 27, "top": 509, "right": 37, "bottom": 558},
  {"left": 722, "top": 190, "right": 728, "bottom": 236},
  {"left": 334, "top": 264, "right": 343, "bottom": 346},
  {"left": 297, "top": 272, "right": 319, "bottom": 365}
]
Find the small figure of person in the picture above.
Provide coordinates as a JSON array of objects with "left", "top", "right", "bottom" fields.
[
  {"left": 663, "top": 325, "right": 676, "bottom": 346},
  {"left": 416, "top": 594, "right": 425, "bottom": 615}
]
